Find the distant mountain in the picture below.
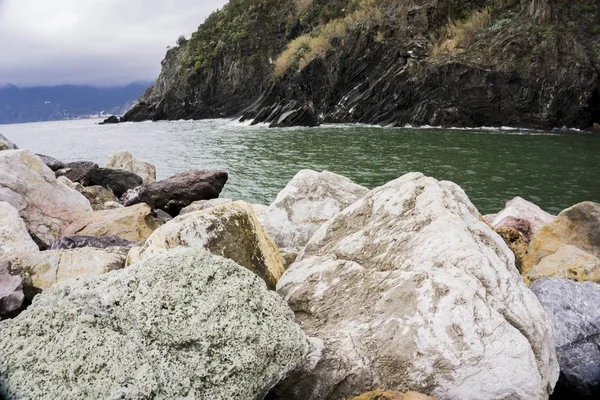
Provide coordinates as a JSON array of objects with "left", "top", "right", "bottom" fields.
[{"left": 0, "top": 82, "right": 152, "bottom": 124}]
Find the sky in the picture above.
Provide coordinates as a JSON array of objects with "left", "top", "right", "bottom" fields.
[{"left": 0, "top": 0, "right": 228, "bottom": 87}]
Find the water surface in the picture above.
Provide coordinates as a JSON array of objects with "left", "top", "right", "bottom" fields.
[{"left": 2, "top": 119, "right": 599, "bottom": 215}]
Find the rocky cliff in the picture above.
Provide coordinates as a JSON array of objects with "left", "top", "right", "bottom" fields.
[{"left": 123, "top": 0, "right": 600, "bottom": 130}]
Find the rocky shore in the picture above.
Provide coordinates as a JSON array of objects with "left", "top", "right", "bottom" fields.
[{"left": 1, "top": 132, "right": 600, "bottom": 399}]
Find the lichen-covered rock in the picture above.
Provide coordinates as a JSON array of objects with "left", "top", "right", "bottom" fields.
[
  {"left": 179, "top": 198, "right": 233, "bottom": 215},
  {"left": 105, "top": 150, "right": 156, "bottom": 184},
  {"left": 57, "top": 176, "right": 120, "bottom": 211},
  {"left": 50, "top": 235, "right": 137, "bottom": 250},
  {"left": 0, "top": 202, "right": 39, "bottom": 263},
  {"left": 0, "top": 150, "right": 92, "bottom": 246},
  {"left": 531, "top": 278, "right": 600, "bottom": 399},
  {"left": 120, "top": 170, "right": 228, "bottom": 217},
  {"left": 63, "top": 203, "right": 162, "bottom": 242},
  {"left": 262, "top": 170, "right": 369, "bottom": 254},
  {"left": 128, "top": 201, "right": 284, "bottom": 289},
  {"left": 9, "top": 247, "right": 129, "bottom": 297},
  {"left": 523, "top": 201, "right": 600, "bottom": 284},
  {"left": 273, "top": 173, "right": 558, "bottom": 400},
  {"left": 0, "top": 133, "right": 17, "bottom": 151},
  {"left": 0, "top": 261, "right": 24, "bottom": 319},
  {"left": 485, "top": 197, "right": 555, "bottom": 242},
  {"left": 350, "top": 390, "right": 436, "bottom": 400},
  {"left": 0, "top": 249, "right": 311, "bottom": 399}
]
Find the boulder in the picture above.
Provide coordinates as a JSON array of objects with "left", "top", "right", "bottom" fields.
[
  {"left": 531, "top": 278, "right": 600, "bottom": 399},
  {"left": 81, "top": 167, "right": 143, "bottom": 198},
  {"left": 63, "top": 203, "right": 162, "bottom": 242},
  {"left": 57, "top": 176, "right": 120, "bottom": 211},
  {"left": 0, "top": 202, "right": 39, "bottom": 263},
  {"left": 273, "top": 173, "right": 558, "bottom": 400},
  {"left": 120, "top": 170, "right": 228, "bottom": 217},
  {"left": 105, "top": 150, "right": 156, "bottom": 184},
  {"left": 0, "top": 261, "right": 25, "bottom": 319},
  {"left": 484, "top": 197, "right": 555, "bottom": 242},
  {"left": 262, "top": 170, "right": 369, "bottom": 254},
  {"left": 179, "top": 198, "right": 233, "bottom": 215},
  {"left": 350, "top": 391, "right": 435, "bottom": 400},
  {"left": 99, "top": 115, "right": 120, "bottom": 124},
  {"left": 0, "top": 133, "right": 17, "bottom": 151},
  {"left": 0, "top": 249, "right": 311, "bottom": 399},
  {"left": 55, "top": 161, "right": 98, "bottom": 183},
  {"left": 523, "top": 201, "right": 600, "bottom": 283},
  {"left": 10, "top": 247, "right": 129, "bottom": 297},
  {"left": 36, "top": 154, "right": 65, "bottom": 171},
  {"left": 50, "top": 235, "right": 137, "bottom": 250},
  {"left": 0, "top": 150, "right": 92, "bottom": 246},
  {"left": 127, "top": 201, "right": 284, "bottom": 290}
]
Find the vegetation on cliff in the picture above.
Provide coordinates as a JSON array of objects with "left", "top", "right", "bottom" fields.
[{"left": 123, "top": 0, "right": 600, "bottom": 130}]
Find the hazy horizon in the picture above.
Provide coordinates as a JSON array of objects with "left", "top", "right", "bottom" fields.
[{"left": 0, "top": 0, "right": 228, "bottom": 87}]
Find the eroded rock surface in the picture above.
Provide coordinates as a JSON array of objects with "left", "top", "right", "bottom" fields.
[
  {"left": 0, "top": 133, "right": 17, "bottom": 151},
  {"left": 179, "top": 198, "right": 233, "bottom": 215},
  {"left": 10, "top": 247, "right": 129, "bottom": 297},
  {"left": 63, "top": 203, "right": 162, "bottom": 242},
  {"left": 273, "top": 173, "right": 558, "bottom": 400},
  {"left": 523, "top": 201, "right": 600, "bottom": 284},
  {"left": 50, "top": 235, "right": 137, "bottom": 250},
  {"left": 0, "top": 150, "right": 92, "bottom": 245},
  {"left": 128, "top": 201, "right": 284, "bottom": 289},
  {"left": 0, "top": 249, "right": 310, "bottom": 399},
  {"left": 531, "top": 278, "right": 600, "bottom": 399}
]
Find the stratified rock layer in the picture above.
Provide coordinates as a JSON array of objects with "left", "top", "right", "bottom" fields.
[
  {"left": 273, "top": 173, "right": 558, "bottom": 400},
  {"left": 531, "top": 278, "right": 600, "bottom": 399},
  {"left": 0, "top": 249, "right": 310, "bottom": 399}
]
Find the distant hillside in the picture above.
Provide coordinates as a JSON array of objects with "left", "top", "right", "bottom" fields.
[
  {"left": 123, "top": 0, "right": 600, "bottom": 130},
  {"left": 0, "top": 83, "right": 151, "bottom": 124}
]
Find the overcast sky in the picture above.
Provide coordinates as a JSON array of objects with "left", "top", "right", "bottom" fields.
[{"left": 0, "top": 0, "right": 228, "bottom": 87}]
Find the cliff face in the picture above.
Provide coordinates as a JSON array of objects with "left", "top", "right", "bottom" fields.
[{"left": 123, "top": 0, "right": 600, "bottom": 130}]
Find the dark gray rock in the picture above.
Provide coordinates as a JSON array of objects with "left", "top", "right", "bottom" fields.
[
  {"left": 120, "top": 170, "right": 228, "bottom": 217},
  {"left": 0, "top": 261, "right": 25, "bottom": 319},
  {"left": 50, "top": 235, "right": 137, "bottom": 250},
  {"left": 531, "top": 278, "right": 600, "bottom": 399},
  {"left": 36, "top": 154, "right": 66, "bottom": 171},
  {"left": 82, "top": 167, "right": 143, "bottom": 198},
  {"left": 55, "top": 161, "right": 99, "bottom": 183},
  {"left": 99, "top": 115, "right": 120, "bottom": 124}
]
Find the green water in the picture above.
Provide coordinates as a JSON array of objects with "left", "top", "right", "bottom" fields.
[{"left": 3, "top": 119, "right": 599, "bottom": 215}]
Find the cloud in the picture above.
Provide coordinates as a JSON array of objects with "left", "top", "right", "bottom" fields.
[{"left": 0, "top": 0, "right": 228, "bottom": 87}]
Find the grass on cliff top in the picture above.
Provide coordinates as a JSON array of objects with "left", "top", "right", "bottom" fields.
[{"left": 429, "top": 8, "right": 491, "bottom": 56}]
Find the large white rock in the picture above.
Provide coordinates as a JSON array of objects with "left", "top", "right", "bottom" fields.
[
  {"left": 274, "top": 173, "right": 559, "bottom": 400},
  {"left": 0, "top": 249, "right": 311, "bottom": 399},
  {"left": 262, "top": 170, "right": 369, "bottom": 253},
  {"left": 105, "top": 150, "right": 156, "bottom": 184},
  {"left": 0, "top": 150, "right": 92, "bottom": 246},
  {"left": 0, "top": 202, "right": 39, "bottom": 263},
  {"left": 128, "top": 201, "right": 285, "bottom": 290}
]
